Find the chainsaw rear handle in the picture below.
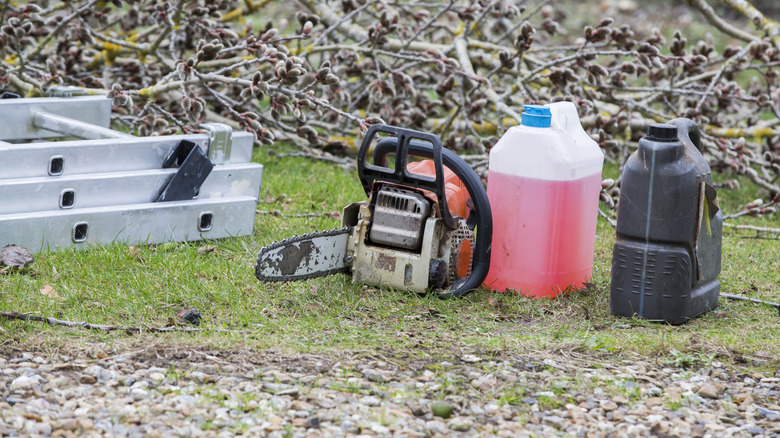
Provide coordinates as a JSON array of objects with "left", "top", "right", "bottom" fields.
[{"left": 371, "top": 133, "right": 493, "bottom": 299}]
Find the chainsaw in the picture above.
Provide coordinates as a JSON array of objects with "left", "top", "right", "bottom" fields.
[{"left": 255, "top": 125, "right": 492, "bottom": 298}]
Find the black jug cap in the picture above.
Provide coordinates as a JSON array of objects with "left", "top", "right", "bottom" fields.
[{"left": 645, "top": 123, "right": 678, "bottom": 142}]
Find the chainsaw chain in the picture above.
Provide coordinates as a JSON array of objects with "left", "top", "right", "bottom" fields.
[{"left": 254, "top": 227, "right": 352, "bottom": 283}]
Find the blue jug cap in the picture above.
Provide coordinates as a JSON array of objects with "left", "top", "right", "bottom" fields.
[{"left": 521, "top": 105, "right": 551, "bottom": 128}]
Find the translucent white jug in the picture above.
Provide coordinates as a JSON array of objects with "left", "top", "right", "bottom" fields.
[{"left": 484, "top": 102, "right": 604, "bottom": 298}]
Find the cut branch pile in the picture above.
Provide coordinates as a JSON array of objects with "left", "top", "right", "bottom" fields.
[{"left": 1, "top": 0, "right": 779, "bottom": 216}]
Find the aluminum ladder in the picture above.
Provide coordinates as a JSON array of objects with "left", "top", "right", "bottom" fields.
[{"left": 0, "top": 93, "right": 263, "bottom": 253}]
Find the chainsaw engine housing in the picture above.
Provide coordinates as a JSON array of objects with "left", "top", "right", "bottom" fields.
[{"left": 343, "top": 194, "right": 473, "bottom": 294}]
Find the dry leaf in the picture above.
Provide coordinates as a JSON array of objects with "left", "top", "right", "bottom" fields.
[{"left": 40, "top": 285, "right": 60, "bottom": 299}]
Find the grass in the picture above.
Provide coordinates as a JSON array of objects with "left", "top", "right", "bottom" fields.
[{"left": 1, "top": 142, "right": 779, "bottom": 372}]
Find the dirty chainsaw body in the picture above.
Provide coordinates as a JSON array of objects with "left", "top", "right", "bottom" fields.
[{"left": 255, "top": 125, "right": 492, "bottom": 298}]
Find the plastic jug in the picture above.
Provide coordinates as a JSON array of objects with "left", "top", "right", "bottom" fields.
[
  {"left": 610, "top": 120, "right": 722, "bottom": 324},
  {"left": 484, "top": 102, "right": 604, "bottom": 297}
]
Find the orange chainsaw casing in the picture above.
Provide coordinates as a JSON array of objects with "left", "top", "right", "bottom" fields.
[
  {"left": 406, "top": 160, "right": 471, "bottom": 220},
  {"left": 406, "top": 160, "right": 473, "bottom": 279}
]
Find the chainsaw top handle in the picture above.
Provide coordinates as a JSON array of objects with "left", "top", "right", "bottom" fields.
[
  {"left": 358, "top": 125, "right": 458, "bottom": 230},
  {"left": 361, "top": 125, "right": 493, "bottom": 299}
]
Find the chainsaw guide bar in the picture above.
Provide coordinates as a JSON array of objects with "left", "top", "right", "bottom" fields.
[{"left": 254, "top": 227, "right": 353, "bottom": 282}]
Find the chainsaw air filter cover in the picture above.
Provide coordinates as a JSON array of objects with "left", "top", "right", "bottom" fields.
[{"left": 369, "top": 186, "right": 431, "bottom": 250}]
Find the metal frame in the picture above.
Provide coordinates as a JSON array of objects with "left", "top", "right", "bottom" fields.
[
  {"left": 0, "top": 197, "right": 258, "bottom": 252},
  {"left": 0, "top": 95, "right": 262, "bottom": 253}
]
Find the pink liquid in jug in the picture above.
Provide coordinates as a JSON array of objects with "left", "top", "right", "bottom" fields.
[{"left": 484, "top": 170, "right": 602, "bottom": 298}]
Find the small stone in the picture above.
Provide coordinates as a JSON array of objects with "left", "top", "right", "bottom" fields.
[
  {"left": 27, "top": 422, "right": 52, "bottom": 436},
  {"left": 10, "top": 375, "right": 37, "bottom": 390},
  {"left": 371, "top": 424, "right": 390, "bottom": 434},
  {"left": 304, "top": 416, "right": 320, "bottom": 429},
  {"left": 757, "top": 406, "right": 780, "bottom": 421},
  {"left": 362, "top": 396, "right": 381, "bottom": 406},
  {"left": 648, "top": 386, "right": 663, "bottom": 397},
  {"left": 664, "top": 386, "right": 683, "bottom": 399},
  {"left": 5, "top": 395, "right": 27, "bottom": 405},
  {"left": 461, "top": 354, "right": 482, "bottom": 363},
  {"left": 448, "top": 418, "right": 472, "bottom": 431},
  {"left": 645, "top": 397, "right": 662, "bottom": 408},
  {"left": 340, "top": 420, "right": 360, "bottom": 434},
  {"left": 130, "top": 387, "right": 148, "bottom": 400},
  {"left": 431, "top": 401, "right": 454, "bottom": 419},
  {"left": 542, "top": 415, "right": 564, "bottom": 429},
  {"left": 568, "top": 407, "right": 586, "bottom": 420},
  {"left": 59, "top": 418, "right": 78, "bottom": 431},
  {"left": 691, "top": 424, "right": 707, "bottom": 437},
  {"left": 176, "top": 308, "right": 202, "bottom": 326},
  {"left": 79, "top": 375, "right": 96, "bottom": 385},
  {"left": 0, "top": 244, "right": 34, "bottom": 269},
  {"left": 148, "top": 372, "right": 165, "bottom": 382},
  {"left": 261, "top": 382, "right": 299, "bottom": 396},
  {"left": 362, "top": 369, "right": 385, "bottom": 383},
  {"left": 601, "top": 400, "right": 618, "bottom": 411},
  {"left": 471, "top": 375, "right": 496, "bottom": 391},
  {"left": 697, "top": 384, "right": 721, "bottom": 399}
]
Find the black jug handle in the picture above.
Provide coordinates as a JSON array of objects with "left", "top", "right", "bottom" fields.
[{"left": 668, "top": 118, "right": 702, "bottom": 153}]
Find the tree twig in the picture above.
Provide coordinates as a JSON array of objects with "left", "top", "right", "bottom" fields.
[
  {"left": 0, "top": 311, "right": 250, "bottom": 334},
  {"left": 695, "top": 41, "right": 754, "bottom": 112},
  {"left": 256, "top": 210, "right": 341, "bottom": 218},
  {"left": 454, "top": 36, "right": 522, "bottom": 123},
  {"left": 23, "top": 0, "right": 101, "bottom": 61},
  {"left": 724, "top": 223, "right": 780, "bottom": 233},
  {"left": 720, "top": 0, "right": 780, "bottom": 49},
  {"left": 598, "top": 208, "right": 617, "bottom": 227},
  {"left": 687, "top": 0, "right": 757, "bottom": 43}
]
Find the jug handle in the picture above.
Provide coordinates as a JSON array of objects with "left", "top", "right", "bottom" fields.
[{"left": 668, "top": 118, "right": 702, "bottom": 153}]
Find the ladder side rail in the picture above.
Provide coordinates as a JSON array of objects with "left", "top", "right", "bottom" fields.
[
  {"left": 0, "top": 197, "right": 259, "bottom": 253},
  {"left": 0, "top": 163, "right": 263, "bottom": 215}
]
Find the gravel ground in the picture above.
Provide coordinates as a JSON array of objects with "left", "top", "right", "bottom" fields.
[{"left": 1, "top": 349, "right": 779, "bottom": 437}]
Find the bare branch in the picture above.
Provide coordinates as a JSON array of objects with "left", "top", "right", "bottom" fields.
[
  {"left": 720, "top": 0, "right": 780, "bottom": 48},
  {"left": 0, "top": 311, "right": 250, "bottom": 334},
  {"left": 687, "top": 0, "right": 757, "bottom": 43}
]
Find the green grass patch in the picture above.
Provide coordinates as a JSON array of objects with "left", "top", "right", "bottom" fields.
[{"left": 1, "top": 143, "right": 779, "bottom": 371}]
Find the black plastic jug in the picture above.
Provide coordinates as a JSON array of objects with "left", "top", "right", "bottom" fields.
[{"left": 610, "top": 120, "right": 722, "bottom": 324}]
